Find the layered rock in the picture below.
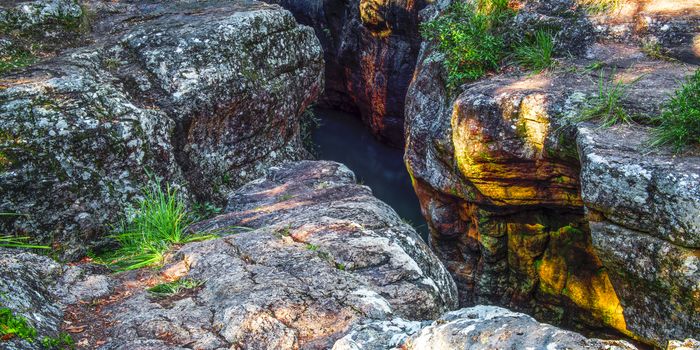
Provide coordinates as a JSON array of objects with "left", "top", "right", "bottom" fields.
[
  {"left": 0, "top": 161, "right": 458, "bottom": 349},
  {"left": 0, "top": 0, "right": 323, "bottom": 255},
  {"left": 267, "top": 0, "right": 426, "bottom": 146},
  {"left": 334, "top": 306, "right": 638, "bottom": 350},
  {"left": 405, "top": 0, "right": 699, "bottom": 346}
]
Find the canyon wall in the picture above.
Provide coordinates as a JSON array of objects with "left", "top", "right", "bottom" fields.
[
  {"left": 267, "top": 0, "right": 426, "bottom": 146},
  {"left": 405, "top": 0, "right": 700, "bottom": 346},
  {"left": 0, "top": 0, "right": 323, "bottom": 256}
]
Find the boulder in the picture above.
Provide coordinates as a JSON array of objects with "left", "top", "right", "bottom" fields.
[
  {"left": 404, "top": 0, "right": 699, "bottom": 345},
  {"left": 17, "top": 160, "right": 456, "bottom": 349},
  {"left": 0, "top": 0, "right": 323, "bottom": 256},
  {"left": 333, "top": 306, "right": 638, "bottom": 350}
]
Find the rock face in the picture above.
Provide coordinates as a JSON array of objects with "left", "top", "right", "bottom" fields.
[
  {"left": 267, "top": 0, "right": 426, "bottom": 146},
  {"left": 333, "top": 306, "right": 638, "bottom": 350},
  {"left": 0, "top": 160, "right": 457, "bottom": 349},
  {"left": 404, "top": 0, "right": 699, "bottom": 346},
  {"left": 0, "top": 0, "right": 323, "bottom": 255}
]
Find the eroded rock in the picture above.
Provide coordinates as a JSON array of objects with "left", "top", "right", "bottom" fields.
[{"left": 0, "top": 0, "right": 323, "bottom": 256}]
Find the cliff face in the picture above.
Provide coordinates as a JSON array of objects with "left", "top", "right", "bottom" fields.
[
  {"left": 405, "top": 0, "right": 699, "bottom": 346},
  {"left": 0, "top": 0, "right": 323, "bottom": 255},
  {"left": 266, "top": 0, "right": 426, "bottom": 146}
]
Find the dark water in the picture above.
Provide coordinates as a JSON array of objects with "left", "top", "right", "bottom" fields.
[{"left": 311, "top": 108, "right": 429, "bottom": 240}]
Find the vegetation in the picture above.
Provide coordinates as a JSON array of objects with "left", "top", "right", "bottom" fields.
[
  {"left": 0, "top": 306, "right": 36, "bottom": 341},
  {"left": 575, "top": 71, "right": 635, "bottom": 127},
  {"left": 300, "top": 107, "right": 321, "bottom": 157},
  {"left": 0, "top": 48, "right": 36, "bottom": 76},
  {"left": 514, "top": 30, "right": 555, "bottom": 72},
  {"left": 190, "top": 202, "right": 222, "bottom": 222},
  {"left": 650, "top": 69, "right": 700, "bottom": 151},
  {"left": 148, "top": 279, "right": 203, "bottom": 298},
  {"left": 0, "top": 235, "right": 50, "bottom": 250},
  {"left": 641, "top": 41, "right": 674, "bottom": 61},
  {"left": 40, "top": 333, "right": 74, "bottom": 350},
  {"left": 420, "top": 0, "right": 514, "bottom": 87},
  {"left": 103, "top": 179, "right": 216, "bottom": 271},
  {"left": 577, "top": 0, "right": 623, "bottom": 14}
]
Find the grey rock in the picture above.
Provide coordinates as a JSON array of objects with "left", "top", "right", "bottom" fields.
[
  {"left": 0, "top": 0, "right": 323, "bottom": 257},
  {"left": 334, "top": 306, "right": 639, "bottom": 350}
]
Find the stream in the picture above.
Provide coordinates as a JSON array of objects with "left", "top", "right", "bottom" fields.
[{"left": 310, "top": 108, "right": 429, "bottom": 240}]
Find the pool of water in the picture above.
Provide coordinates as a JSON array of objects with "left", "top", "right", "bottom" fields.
[{"left": 310, "top": 108, "right": 429, "bottom": 240}]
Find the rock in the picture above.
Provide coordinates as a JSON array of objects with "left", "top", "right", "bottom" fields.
[
  {"left": 0, "top": 0, "right": 323, "bottom": 256},
  {"left": 53, "top": 160, "right": 457, "bottom": 349},
  {"left": 404, "top": 0, "right": 699, "bottom": 345},
  {"left": 668, "top": 339, "right": 700, "bottom": 350},
  {"left": 267, "top": 0, "right": 426, "bottom": 146},
  {"left": 333, "top": 306, "right": 639, "bottom": 350}
]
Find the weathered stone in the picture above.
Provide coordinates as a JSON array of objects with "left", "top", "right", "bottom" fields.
[
  {"left": 334, "top": 306, "right": 639, "bottom": 350},
  {"left": 0, "top": 0, "right": 323, "bottom": 256},
  {"left": 404, "top": 0, "right": 699, "bottom": 345},
  {"left": 267, "top": 0, "right": 426, "bottom": 146},
  {"left": 47, "top": 161, "right": 457, "bottom": 349}
]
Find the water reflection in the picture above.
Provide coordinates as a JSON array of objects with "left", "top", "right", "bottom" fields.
[{"left": 311, "top": 108, "right": 428, "bottom": 240}]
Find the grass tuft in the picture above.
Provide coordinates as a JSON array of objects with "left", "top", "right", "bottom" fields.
[
  {"left": 513, "top": 30, "right": 555, "bottom": 72},
  {"left": 103, "top": 179, "right": 216, "bottom": 271},
  {"left": 148, "top": 279, "right": 203, "bottom": 298},
  {"left": 650, "top": 69, "right": 700, "bottom": 152},
  {"left": 0, "top": 236, "right": 50, "bottom": 250},
  {"left": 420, "top": 0, "right": 514, "bottom": 88},
  {"left": 575, "top": 71, "right": 634, "bottom": 127},
  {"left": 577, "top": 0, "right": 623, "bottom": 14}
]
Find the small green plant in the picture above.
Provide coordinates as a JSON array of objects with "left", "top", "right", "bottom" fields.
[
  {"left": 641, "top": 41, "right": 674, "bottom": 61},
  {"left": 421, "top": 0, "right": 514, "bottom": 87},
  {"left": 0, "top": 235, "right": 50, "bottom": 249},
  {"left": 336, "top": 262, "right": 346, "bottom": 270},
  {"left": 0, "top": 306, "right": 36, "bottom": 341},
  {"left": 0, "top": 49, "right": 36, "bottom": 76},
  {"left": 575, "top": 71, "right": 635, "bottom": 127},
  {"left": 147, "top": 279, "right": 203, "bottom": 298},
  {"left": 306, "top": 243, "right": 319, "bottom": 251},
  {"left": 578, "top": 0, "right": 623, "bottom": 14},
  {"left": 40, "top": 332, "right": 74, "bottom": 350},
  {"left": 276, "top": 194, "right": 294, "bottom": 202},
  {"left": 190, "top": 202, "right": 222, "bottom": 222},
  {"left": 650, "top": 69, "right": 700, "bottom": 152},
  {"left": 104, "top": 179, "right": 216, "bottom": 271},
  {"left": 513, "top": 30, "right": 555, "bottom": 72}
]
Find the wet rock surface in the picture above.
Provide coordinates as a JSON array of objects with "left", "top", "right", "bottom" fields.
[
  {"left": 334, "top": 306, "right": 639, "bottom": 350},
  {"left": 267, "top": 0, "right": 426, "bottom": 146},
  {"left": 404, "top": 0, "right": 700, "bottom": 345},
  {"left": 0, "top": 0, "right": 323, "bottom": 256}
]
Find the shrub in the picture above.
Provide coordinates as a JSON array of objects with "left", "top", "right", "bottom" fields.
[
  {"left": 421, "top": 0, "right": 514, "bottom": 88},
  {"left": 104, "top": 179, "right": 216, "bottom": 271},
  {"left": 650, "top": 69, "right": 700, "bottom": 151},
  {"left": 513, "top": 30, "right": 555, "bottom": 72}
]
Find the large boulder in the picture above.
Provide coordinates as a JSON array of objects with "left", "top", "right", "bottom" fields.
[
  {"left": 266, "top": 0, "right": 427, "bottom": 146},
  {"left": 1, "top": 161, "right": 456, "bottom": 349},
  {"left": 333, "top": 306, "right": 638, "bottom": 350},
  {"left": 0, "top": 0, "right": 323, "bottom": 256},
  {"left": 404, "top": 0, "right": 699, "bottom": 346}
]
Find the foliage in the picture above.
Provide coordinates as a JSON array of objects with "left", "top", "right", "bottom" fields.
[
  {"left": 190, "top": 202, "right": 222, "bottom": 223},
  {"left": 514, "top": 30, "right": 555, "bottom": 72},
  {"left": 300, "top": 107, "right": 321, "bottom": 156},
  {"left": 104, "top": 179, "right": 216, "bottom": 271},
  {"left": 0, "top": 235, "right": 50, "bottom": 250},
  {"left": 641, "top": 41, "right": 674, "bottom": 61},
  {"left": 575, "top": 71, "right": 634, "bottom": 127},
  {"left": 0, "top": 306, "right": 36, "bottom": 341},
  {"left": 40, "top": 333, "right": 74, "bottom": 350},
  {"left": 577, "top": 0, "right": 622, "bottom": 14},
  {"left": 421, "top": 0, "right": 514, "bottom": 87},
  {"left": 148, "top": 279, "right": 203, "bottom": 298},
  {"left": 0, "top": 48, "right": 36, "bottom": 76},
  {"left": 650, "top": 69, "right": 700, "bottom": 152}
]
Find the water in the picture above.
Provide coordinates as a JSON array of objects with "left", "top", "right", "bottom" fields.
[{"left": 310, "top": 108, "right": 429, "bottom": 240}]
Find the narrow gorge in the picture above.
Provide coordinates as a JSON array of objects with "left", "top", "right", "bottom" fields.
[{"left": 0, "top": 0, "right": 698, "bottom": 349}]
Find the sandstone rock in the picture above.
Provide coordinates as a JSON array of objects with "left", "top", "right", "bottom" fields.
[
  {"left": 267, "top": 0, "right": 426, "bottom": 145},
  {"left": 334, "top": 306, "right": 639, "bottom": 350},
  {"left": 404, "top": 0, "right": 699, "bottom": 345},
  {"left": 0, "top": 0, "right": 323, "bottom": 256},
  {"left": 50, "top": 161, "right": 457, "bottom": 349}
]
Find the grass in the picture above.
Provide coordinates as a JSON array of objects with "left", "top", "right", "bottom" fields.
[
  {"left": 420, "top": 0, "right": 514, "bottom": 88},
  {"left": 575, "top": 71, "right": 635, "bottom": 127},
  {"left": 0, "top": 306, "right": 36, "bottom": 341},
  {"left": 513, "top": 30, "right": 555, "bottom": 72},
  {"left": 0, "top": 236, "right": 50, "bottom": 250},
  {"left": 641, "top": 41, "right": 675, "bottom": 61},
  {"left": 147, "top": 279, "right": 203, "bottom": 298},
  {"left": 103, "top": 179, "right": 216, "bottom": 271},
  {"left": 577, "top": 0, "right": 623, "bottom": 14},
  {"left": 650, "top": 69, "right": 700, "bottom": 152}
]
